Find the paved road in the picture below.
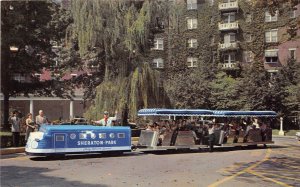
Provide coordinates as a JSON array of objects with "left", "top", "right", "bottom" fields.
[{"left": 1, "top": 137, "right": 300, "bottom": 187}]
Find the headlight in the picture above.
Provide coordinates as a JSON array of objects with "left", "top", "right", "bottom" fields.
[
  {"left": 31, "top": 141, "right": 39, "bottom": 148},
  {"left": 109, "top": 133, "right": 115, "bottom": 138}
]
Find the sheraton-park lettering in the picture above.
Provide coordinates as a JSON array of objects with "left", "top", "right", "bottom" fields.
[{"left": 77, "top": 140, "right": 116, "bottom": 146}]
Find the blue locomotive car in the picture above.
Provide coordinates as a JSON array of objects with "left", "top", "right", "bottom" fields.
[{"left": 25, "top": 125, "right": 131, "bottom": 156}]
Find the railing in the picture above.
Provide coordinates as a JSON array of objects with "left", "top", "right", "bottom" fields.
[
  {"left": 219, "top": 42, "right": 238, "bottom": 50},
  {"left": 222, "top": 62, "right": 237, "bottom": 69},
  {"left": 218, "top": 21, "right": 239, "bottom": 31},
  {"left": 219, "top": 1, "right": 238, "bottom": 11}
]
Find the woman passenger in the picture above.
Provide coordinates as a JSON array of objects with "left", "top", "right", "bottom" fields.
[{"left": 25, "top": 113, "right": 35, "bottom": 141}]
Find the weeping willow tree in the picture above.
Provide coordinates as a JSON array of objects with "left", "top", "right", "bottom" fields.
[
  {"left": 84, "top": 63, "right": 170, "bottom": 121},
  {"left": 66, "top": 0, "right": 177, "bottom": 122}
]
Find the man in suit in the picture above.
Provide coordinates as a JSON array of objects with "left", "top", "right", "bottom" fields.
[{"left": 35, "top": 110, "right": 49, "bottom": 130}]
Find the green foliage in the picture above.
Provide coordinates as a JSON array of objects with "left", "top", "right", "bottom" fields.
[
  {"left": 210, "top": 72, "right": 241, "bottom": 110},
  {"left": 84, "top": 63, "right": 170, "bottom": 121}
]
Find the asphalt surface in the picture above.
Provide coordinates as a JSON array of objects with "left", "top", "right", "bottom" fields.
[{"left": 1, "top": 137, "right": 300, "bottom": 187}]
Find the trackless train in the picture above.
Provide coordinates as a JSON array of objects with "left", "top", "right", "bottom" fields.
[{"left": 26, "top": 109, "right": 276, "bottom": 156}]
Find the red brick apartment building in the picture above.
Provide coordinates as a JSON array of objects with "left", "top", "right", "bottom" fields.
[
  {"left": 149, "top": 0, "right": 299, "bottom": 75},
  {"left": 1, "top": 0, "right": 299, "bottom": 122}
]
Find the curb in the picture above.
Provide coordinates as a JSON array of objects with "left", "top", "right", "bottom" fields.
[
  {"left": 0, "top": 147, "right": 25, "bottom": 155},
  {"left": 0, "top": 137, "right": 140, "bottom": 155},
  {"left": 273, "top": 135, "right": 296, "bottom": 138}
]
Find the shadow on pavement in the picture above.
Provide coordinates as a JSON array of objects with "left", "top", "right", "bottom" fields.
[
  {"left": 221, "top": 147, "right": 300, "bottom": 187},
  {"left": 30, "top": 151, "right": 141, "bottom": 161},
  {"left": 1, "top": 165, "right": 109, "bottom": 187}
]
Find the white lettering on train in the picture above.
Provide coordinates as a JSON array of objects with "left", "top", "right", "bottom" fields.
[{"left": 77, "top": 140, "right": 116, "bottom": 146}]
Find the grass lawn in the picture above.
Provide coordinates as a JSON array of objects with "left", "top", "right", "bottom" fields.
[
  {"left": 0, "top": 131, "right": 26, "bottom": 136},
  {"left": 272, "top": 129, "right": 299, "bottom": 136}
]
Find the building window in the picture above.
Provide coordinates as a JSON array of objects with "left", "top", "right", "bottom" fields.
[
  {"left": 187, "top": 38, "right": 198, "bottom": 48},
  {"left": 223, "top": 0, "right": 236, "bottom": 2},
  {"left": 187, "top": 18, "right": 198, "bottom": 29},
  {"left": 152, "top": 58, "right": 164, "bottom": 68},
  {"left": 210, "top": 36, "right": 215, "bottom": 45},
  {"left": 245, "top": 33, "right": 252, "bottom": 42},
  {"left": 265, "top": 49, "right": 278, "bottom": 63},
  {"left": 34, "top": 73, "right": 41, "bottom": 79},
  {"left": 224, "top": 33, "right": 236, "bottom": 43},
  {"left": 243, "top": 51, "right": 254, "bottom": 63},
  {"left": 224, "top": 53, "right": 236, "bottom": 63},
  {"left": 289, "top": 48, "right": 296, "bottom": 60},
  {"left": 290, "top": 8, "right": 297, "bottom": 18},
  {"left": 265, "top": 11, "right": 278, "bottom": 22},
  {"left": 71, "top": 73, "right": 78, "bottom": 79},
  {"left": 245, "top": 13, "right": 252, "bottom": 23},
  {"left": 13, "top": 73, "right": 26, "bottom": 83},
  {"left": 187, "top": 57, "right": 198, "bottom": 67},
  {"left": 265, "top": 29, "right": 278, "bottom": 43},
  {"left": 223, "top": 13, "right": 236, "bottom": 23},
  {"left": 187, "top": 0, "right": 197, "bottom": 10},
  {"left": 153, "top": 38, "right": 164, "bottom": 50}
]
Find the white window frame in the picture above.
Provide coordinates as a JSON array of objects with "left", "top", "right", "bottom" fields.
[
  {"left": 224, "top": 53, "right": 236, "bottom": 63},
  {"left": 187, "top": 0, "right": 197, "bottom": 10},
  {"left": 265, "top": 29, "right": 278, "bottom": 43},
  {"left": 243, "top": 51, "right": 254, "bottom": 63},
  {"left": 224, "top": 33, "right": 236, "bottom": 43},
  {"left": 265, "top": 11, "right": 278, "bottom": 22},
  {"left": 153, "top": 38, "right": 164, "bottom": 50},
  {"left": 245, "top": 33, "right": 252, "bottom": 42},
  {"left": 13, "top": 73, "right": 26, "bottom": 83},
  {"left": 245, "top": 13, "right": 252, "bottom": 23},
  {"left": 71, "top": 73, "right": 78, "bottom": 78},
  {"left": 34, "top": 73, "right": 41, "bottom": 79},
  {"left": 152, "top": 58, "right": 164, "bottom": 68},
  {"left": 223, "top": 13, "right": 236, "bottom": 23},
  {"left": 290, "top": 9, "right": 296, "bottom": 18},
  {"left": 187, "top": 18, "right": 198, "bottom": 29},
  {"left": 187, "top": 57, "right": 198, "bottom": 68},
  {"left": 187, "top": 38, "right": 198, "bottom": 48}
]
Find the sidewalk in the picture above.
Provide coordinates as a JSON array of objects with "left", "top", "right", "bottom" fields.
[{"left": 0, "top": 147, "right": 25, "bottom": 155}]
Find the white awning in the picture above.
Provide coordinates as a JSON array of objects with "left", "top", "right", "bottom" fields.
[{"left": 265, "top": 50, "right": 278, "bottom": 57}]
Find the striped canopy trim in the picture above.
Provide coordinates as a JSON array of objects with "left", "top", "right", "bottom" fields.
[
  {"left": 211, "top": 110, "right": 277, "bottom": 117},
  {"left": 137, "top": 108, "right": 213, "bottom": 116},
  {"left": 138, "top": 109, "right": 277, "bottom": 117}
]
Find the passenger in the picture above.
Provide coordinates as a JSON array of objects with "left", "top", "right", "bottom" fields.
[
  {"left": 252, "top": 118, "right": 260, "bottom": 129},
  {"left": 208, "top": 123, "right": 215, "bottom": 152},
  {"left": 10, "top": 111, "right": 21, "bottom": 147},
  {"left": 25, "top": 113, "right": 35, "bottom": 142},
  {"left": 260, "top": 122, "right": 267, "bottom": 141},
  {"left": 35, "top": 110, "right": 49, "bottom": 130},
  {"left": 146, "top": 124, "right": 152, "bottom": 131},
  {"left": 94, "top": 111, "right": 117, "bottom": 126},
  {"left": 157, "top": 125, "right": 166, "bottom": 146}
]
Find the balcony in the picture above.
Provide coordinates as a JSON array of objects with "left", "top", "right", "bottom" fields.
[
  {"left": 219, "top": 1, "right": 239, "bottom": 11},
  {"left": 218, "top": 22, "right": 239, "bottom": 31},
  {"left": 218, "top": 42, "right": 239, "bottom": 50},
  {"left": 221, "top": 62, "right": 238, "bottom": 69}
]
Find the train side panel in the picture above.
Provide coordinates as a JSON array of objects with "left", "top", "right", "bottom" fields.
[{"left": 26, "top": 125, "right": 131, "bottom": 155}]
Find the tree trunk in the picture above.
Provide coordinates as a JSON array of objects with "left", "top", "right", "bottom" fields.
[{"left": 3, "top": 92, "right": 10, "bottom": 131}]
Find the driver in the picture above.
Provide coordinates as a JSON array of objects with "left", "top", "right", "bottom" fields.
[{"left": 94, "top": 111, "right": 117, "bottom": 126}]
